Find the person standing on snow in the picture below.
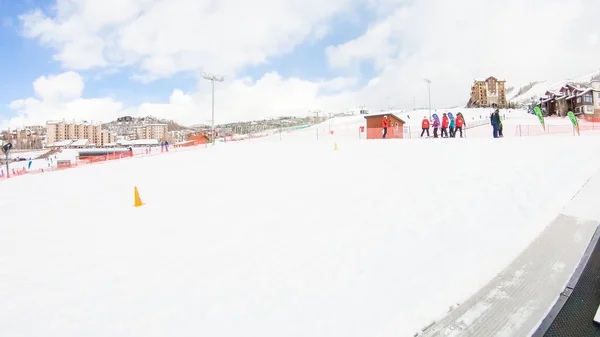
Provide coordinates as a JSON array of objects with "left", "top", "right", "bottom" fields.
[
  {"left": 420, "top": 116, "right": 430, "bottom": 138},
  {"left": 432, "top": 116, "right": 440, "bottom": 138},
  {"left": 382, "top": 115, "right": 389, "bottom": 139},
  {"left": 449, "top": 114, "right": 456, "bottom": 138},
  {"left": 455, "top": 113, "right": 465, "bottom": 138},
  {"left": 441, "top": 113, "right": 449, "bottom": 138},
  {"left": 490, "top": 109, "right": 501, "bottom": 138},
  {"left": 498, "top": 117, "right": 504, "bottom": 138}
]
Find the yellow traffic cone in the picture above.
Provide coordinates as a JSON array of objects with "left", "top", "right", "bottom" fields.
[
  {"left": 134, "top": 186, "right": 144, "bottom": 207},
  {"left": 334, "top": 141, "right": 338, "bottom": 151}
]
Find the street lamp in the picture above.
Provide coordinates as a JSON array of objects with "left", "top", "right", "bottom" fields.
[
  {"left": 202, "top": 72, "right": 225, "bottom": 146},
  {"left": 424, "top": 79, "right": 432, "bottom": 120}
]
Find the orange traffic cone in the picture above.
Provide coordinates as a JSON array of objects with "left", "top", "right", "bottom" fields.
[{"left": 134, "top": 186, "right": 144, "bottom": 207}]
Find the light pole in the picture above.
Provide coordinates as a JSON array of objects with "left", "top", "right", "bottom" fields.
[
  {"left": 202, "top": 72, "right": 225, "bottom": 146},
  {"left": 424, "top": 79, "right": 432, "bottom": 120},
  {"left": 310, "top": 110, "right": 321, "bottom": 140}
]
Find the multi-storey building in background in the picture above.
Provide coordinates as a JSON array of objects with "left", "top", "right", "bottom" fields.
[
  {"left": 46, "top": 120, "right": 116, "bottom": 147},
  {"left": 1, "top": 126, "right": 46, "bottom": 149},
  {"left": 133, "top": 124, "right": 168, "bottom": 141},
  {"left": 468, "top": 76, "right": 507, "bottom": 108}
]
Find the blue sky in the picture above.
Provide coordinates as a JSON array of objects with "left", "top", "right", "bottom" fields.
[
  {"left": 5, "top": 0, "right": 597, "bottom": 127},
  {"left": 0, "top": 0, "right": 377, "bottom": 121}
]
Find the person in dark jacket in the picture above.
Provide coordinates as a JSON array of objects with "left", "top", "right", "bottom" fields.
[{"left": 490, "top": 109, "right": 501, "bottom": 138}]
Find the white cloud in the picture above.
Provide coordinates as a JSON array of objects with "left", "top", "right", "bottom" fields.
[
  {"left": 2, "top": 71, "right": 358, "bottom": 129},
  {"left": 326, "top": 0, "right": 600, "bottom": 108},
  {"left": 32, "top": 71, "right": 84, "bottom": 101},
  {"left": 4, "top": 72, "right": 124, "bottom": 129},
  {"left": 8, "top": 0, "right": 600, "bottom": 127},
  {"left": 20, "top": 0, "right": 356, "bottom": 78}
]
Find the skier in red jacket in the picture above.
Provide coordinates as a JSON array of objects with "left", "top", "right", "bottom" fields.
[
  {"left": 420, "top": 116, "right": 430, "bottom": 138},
  {"left": 441, "top": 113, "right": 449, "bottom": 138},
  {"left": 382, "top": 115, "right": 389, "bottom": 138}
]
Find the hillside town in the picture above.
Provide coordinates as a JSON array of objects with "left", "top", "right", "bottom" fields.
[
  {"left": 0, "top": 114, "right": 326, "bottom": 154},
  {"left": 2, "top": 72, "right": 600, "bottom": 161}
]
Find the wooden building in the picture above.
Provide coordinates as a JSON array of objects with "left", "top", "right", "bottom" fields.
[
  {"left": 364, "top": 113, "right": 406, "bottom": 139},
  {"left": 539, "top": 83, "right": 596, "bottom": 117}
]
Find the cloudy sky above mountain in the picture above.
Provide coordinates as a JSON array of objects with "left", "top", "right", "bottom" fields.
[{"left": 1, "top": 0, "right": 599, "bottom": 127}]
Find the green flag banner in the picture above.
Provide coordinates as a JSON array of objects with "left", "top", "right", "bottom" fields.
[
  {"left": 567, "top": 111, "right": 578, "bottom": 126},
  {"left": 534, "top": 105, "right": 545, "bottom": 130},
  {"left": 567, "top": 111, "right": 580, "bottom": 135}
]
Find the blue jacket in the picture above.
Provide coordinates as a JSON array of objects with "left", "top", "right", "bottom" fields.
[
  {"left": 449, "top": 117, "right": 455, "bottom": 128},
  {"left": 490, "top": 112, "right": 501, "bottom": 126}
]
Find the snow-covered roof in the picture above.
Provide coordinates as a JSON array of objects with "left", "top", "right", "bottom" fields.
[
  {"left": 364, "top": 113, "right": 406, "bottom": 123},
  {"left": 49, "top": 140, "right": 74, "bottom": 147},
  {"left": 175, "top": 140, "right": 195, "bottom": 145},
  {"left": 565, "top": 83, "right": 585, "bottom": 91},
  {"left": 71, "top": 139, "right": 89, "bottom": 147},
  {"left": 576, "top": 88, "right": 593, "bottom": 96},
  {"left": 117, "top": 139, "right": 160, "bottom": 146}
]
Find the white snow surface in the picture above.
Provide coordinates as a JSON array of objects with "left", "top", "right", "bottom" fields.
[{"left": 2, "top": 132, "right": 600, "bottom": 337}]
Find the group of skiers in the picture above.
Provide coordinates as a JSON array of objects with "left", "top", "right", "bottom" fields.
[
  {"left": 380, "top": 109, "right": 505, "bottom": 139},
  {"left": 420, "top": 112, "right": 466, "bottom": 138}
]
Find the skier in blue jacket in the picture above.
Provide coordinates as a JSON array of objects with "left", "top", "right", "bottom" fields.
[
  {"left": 449, "top": 115, "right": 456, "bottom": 138},
  {"left": 490, "top": 109, "right": 501, "bottom": 138}
]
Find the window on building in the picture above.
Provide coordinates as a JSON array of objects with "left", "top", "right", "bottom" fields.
[
  {"left": 584, "top": 95, "right": 593, "bottom": 103},
  {"left": 586, "top": 106, "right": 593, "bottom": 112}
]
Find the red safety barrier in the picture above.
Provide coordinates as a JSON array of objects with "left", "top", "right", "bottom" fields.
[{"left": 515, "top": 122, "right": 600, "bottom": 137}]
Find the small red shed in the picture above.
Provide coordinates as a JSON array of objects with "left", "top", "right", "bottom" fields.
[{"left": 364, "top": 113, "right": 406, "bottom": 139}]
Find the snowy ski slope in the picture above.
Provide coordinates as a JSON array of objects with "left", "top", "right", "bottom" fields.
[{"left": 1, "top": 127, "right": 600, "bottom": 337}]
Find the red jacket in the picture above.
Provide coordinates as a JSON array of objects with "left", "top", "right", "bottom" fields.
[
  {"left": 422, "top": 119, "right": 430, "bottom": 128},
  {"left": 456, "top": 116, "right": 464, "bottom": 128},
  {"left": 442, "top": 116, "right": 449, "bottom": 128},
  {"left": 382, "top": 118, "right": 389, "bottom": 128}
]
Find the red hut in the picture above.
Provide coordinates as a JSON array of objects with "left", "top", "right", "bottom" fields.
[{"left": 364, "top": 113, "right": 406, "bottom": 139}]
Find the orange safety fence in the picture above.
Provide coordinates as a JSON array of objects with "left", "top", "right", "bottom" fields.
[
  {"left": 0, "top": 143, "right": 212, "bottom": 181},
  {"left": 80, "top": 151, "right": 134, "bottom": 163}
]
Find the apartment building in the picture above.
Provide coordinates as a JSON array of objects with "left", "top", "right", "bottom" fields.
[
  {"left": 46, "top": 120, "right": 116, "bottom": 147},
  {"left": 1, "top": 125, "right": 46, "bottom": 150},
  {"left": 133, "top": 124, "right": 168, "bottom": 141},
  {"left": 468, "top": 76, "right": 507, "bottom": 108},
  {"left": 539, "top": 80, "right": 600, "bottom": 121}
]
